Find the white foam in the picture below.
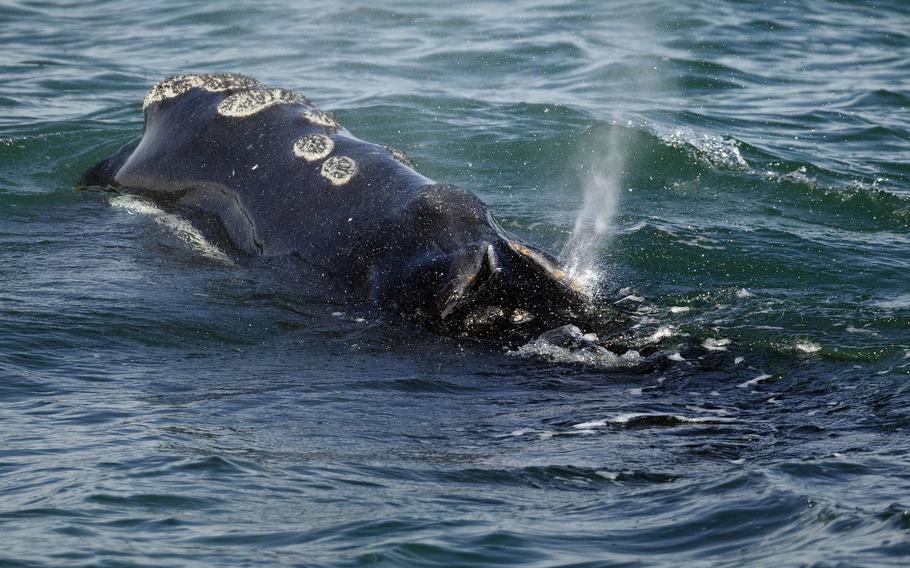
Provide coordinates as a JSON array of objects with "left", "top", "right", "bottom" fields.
[
  {"left": 646, "top": 326, "right": 675, "bottom": 342},
  {"left": 109, "top": 195, "right": 232, "bottom": 264},
  {"left": 669, "top": 306, "right": 691, "bottom": 314},
  {"left": 796, "top": 341, "right": 821, "bottom": 354},
  {"left": 767, "top": 165, "right": 820, "bottom": 189},
  {"left": 509, "top": 337, "right": 641, "bottom": 369},
  {"left": 565, "top": 267, "right": 601, "bottom": 295},
  {"left": 573, "top": 419, "right": 607, "bottom": 430},
  {"left": 702, "top": 337, "right": 731, "bottom": 351},
  {"left": 737, "top": 373, "right": 774, "bottom": 389},
  {"left": 573, "top": 413, "right": 739, "bottom": 430},
  {"left": 845, "top": 326, "right": 876, "bottom": 335},
  {"left": 873, "top": 293, "right": 910, "bottom": 309},
  {"left": 668, "top": 352, "right": 685, "bottom": 362},
  {"left": 595, "top": 471, "right": 620, "bottom": 481},
  {"left": 493, "top": 428, "right": 532, "bottom": 439},
  {"left": 678, "top": 236, "right": 726, "bottom": 250},
  {"left": 662, "top": 127, "right": 749, "bottom": 169}
]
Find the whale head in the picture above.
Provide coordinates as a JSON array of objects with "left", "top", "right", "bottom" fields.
[{"left": 373, "top": 184, "right": 597, "bottom": 337}]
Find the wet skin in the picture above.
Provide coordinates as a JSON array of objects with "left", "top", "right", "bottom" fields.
[{"left": 80, "top": 74, "right": 599, "bottom": 337}]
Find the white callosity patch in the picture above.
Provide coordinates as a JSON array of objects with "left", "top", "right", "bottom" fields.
[
  {"left": 143, "top": 73, "right": 259, "bottom": 111},
  {"left": 320, "top": 156, "right": 358, "bottom": 186},
  {"left": 293, "top": 134, "right": 334, "bottom": 162},
  {"left": 218, "top": 88, "right": 309, "bottom": 118},
  {"left": 303, "top": 109, "right": 339, "bottom": 128},
  {"left": 387, "top": 146, "right": 413, "bottom": 166}
]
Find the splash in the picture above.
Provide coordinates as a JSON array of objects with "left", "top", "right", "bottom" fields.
[
  {"left": 508, "top": 324, "right": 642, "bottom": 369},
  {"left": 561, "top": 125, "right": 626, "bottom": 290}
]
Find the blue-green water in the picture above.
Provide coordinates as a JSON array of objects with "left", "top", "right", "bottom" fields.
[{"left": 2, "top": 0, "right": 909, "bottom": 565}]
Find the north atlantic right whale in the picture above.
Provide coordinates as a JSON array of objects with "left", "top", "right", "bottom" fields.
[{"left": 79, "top": 73, "right": 606, "bottom": 337}]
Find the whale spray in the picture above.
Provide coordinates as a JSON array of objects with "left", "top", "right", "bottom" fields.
[
  {"left": 561, "top": 125, "right": 625, "bottom": 291},
  {"left": 560, "top": 15, "right": 666, "bottom": 293}
]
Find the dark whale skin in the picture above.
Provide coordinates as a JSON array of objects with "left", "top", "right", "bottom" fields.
[{"left": 80, "top": 75, "right": 598, "bottom": 336}]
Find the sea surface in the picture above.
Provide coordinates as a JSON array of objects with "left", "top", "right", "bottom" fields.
[{"left": 2, "top": 1, "right": 909, "bottom": 566}]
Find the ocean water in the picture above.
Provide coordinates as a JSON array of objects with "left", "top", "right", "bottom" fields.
[{"left": 2, "top": 0, "right": 909, "bottom": 565}]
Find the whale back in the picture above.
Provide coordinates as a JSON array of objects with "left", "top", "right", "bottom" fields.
[{"left": 110, "top": 75, "right": 432, "bottom": 268}]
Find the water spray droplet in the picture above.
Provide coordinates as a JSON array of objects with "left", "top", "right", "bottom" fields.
[{"left": 562, "top": 127, "right": 626, "bottom": 289}]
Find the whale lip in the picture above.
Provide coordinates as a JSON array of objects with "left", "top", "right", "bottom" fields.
[
  {"left": 439, "top": 243, "right": 500, "bottom": 320},
  {"left": 433, "top": 238, "right": 595, "bottom": 337}
]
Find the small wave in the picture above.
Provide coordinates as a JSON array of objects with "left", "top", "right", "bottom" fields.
[
  {"left": 871, "top": 293, "right": 910, "bottom": 310},
  {"left": 660, "top": 127, "right": 749, "bottom": 170},
  {"left": 762, "top": 165, "right": 821, "bottom": 189},
  {"left": 737, "top": 374, "right": 776, "bottom": 389},
  {"left": 647, "top": 125, "right": 910, "bottom": 231},
  {"left": 109, "top": 194, "right": 233, "bottom": 265},
  {"left": 573, "top": 413, "right": 740, "bottom": 431},
  {"left": 702, "top": 338, "right": 731, "bottom": 351},
  {"left": 645, "top": 325, "right": 677, "bottom": 343}
]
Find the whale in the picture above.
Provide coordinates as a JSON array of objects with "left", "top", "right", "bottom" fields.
[{"left": 79, "top": 73, "right": 601, "bottom": 336}]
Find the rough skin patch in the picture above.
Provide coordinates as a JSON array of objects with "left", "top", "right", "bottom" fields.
[
  {"left": 303, "top": 109, "right": 339, "bottom": 128},
  {"left": 320, "top": 156, "right": 358, "bottom": 186},
  {"left": 510, "top": 308, "right": 535, "bottom": 324},
  {"left": 293, "top": 134, "right": 335, "bottom": 162},
  {"left": 218, "top": 88, "right": 310, "bottom": 118},
  {"left": 386, "top": 146, "right": 413, "bottom": 167},
  {"left": 143, "top": 73, "right": 259, "bottom": 111}
]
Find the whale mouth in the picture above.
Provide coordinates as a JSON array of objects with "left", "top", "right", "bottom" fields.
[{"left": 435, "top": 239, "right": 593, "bottom": 335}]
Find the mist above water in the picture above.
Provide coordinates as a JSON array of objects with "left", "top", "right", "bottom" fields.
[{"left": 562, "top": 125, "right": 625, "bottom": 290}]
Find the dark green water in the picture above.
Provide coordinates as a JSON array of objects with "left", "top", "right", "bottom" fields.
[{"left": 2, "top": 1, "right": 909, "bottom": 566}]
